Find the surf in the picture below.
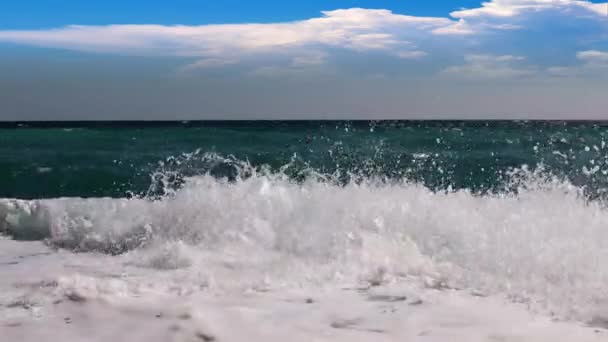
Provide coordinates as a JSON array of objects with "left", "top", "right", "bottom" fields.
[{"left": 2, "top": 165, "right": 608, "bottom": 322}]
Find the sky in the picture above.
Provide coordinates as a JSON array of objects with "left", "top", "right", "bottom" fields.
[{"left": 0, "top": 0, "right": 606, "bottom": 120}]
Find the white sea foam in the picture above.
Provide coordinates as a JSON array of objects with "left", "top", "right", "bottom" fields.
[{"left": 2, "top": 172, "right": 608, "bottom": 322}]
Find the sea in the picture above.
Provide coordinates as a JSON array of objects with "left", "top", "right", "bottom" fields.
[{"left": 1, "top": 121, "right": 608, "bottom": 340}]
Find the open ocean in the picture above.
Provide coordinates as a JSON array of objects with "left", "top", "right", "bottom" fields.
[{"left": 2, "top": 121, "right": 608, "bottom": 340}]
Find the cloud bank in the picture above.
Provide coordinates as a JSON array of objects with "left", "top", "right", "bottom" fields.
[
  {"left": 0, "top": 9, "right": 450, "bottom": 68},
  {"left": 0, "top": 1, "right": 605, "bottom": 75}
]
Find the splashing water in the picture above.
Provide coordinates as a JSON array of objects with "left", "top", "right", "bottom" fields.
[
  {"left": 2, "top": 154, "right": 608, "bottom": 322},
  {"left": 3, "top": 121, "right": 608, "bottom": 325}
]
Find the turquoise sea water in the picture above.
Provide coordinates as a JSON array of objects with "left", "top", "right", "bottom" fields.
[{"left": 1, "top": 121, "right": 608, "bottom": 199}]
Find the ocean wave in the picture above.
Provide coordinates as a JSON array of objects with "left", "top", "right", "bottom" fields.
[{"left": 2, "top": 166, "right": 608, "bottom": 321}]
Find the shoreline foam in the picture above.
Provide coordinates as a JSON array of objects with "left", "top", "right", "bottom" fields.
[{"left": 1, "top": 239, "right": 607, "bottom": 342}]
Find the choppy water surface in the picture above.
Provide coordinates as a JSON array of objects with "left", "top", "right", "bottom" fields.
[{"left": 2, "top": 120, "right": 608, "bottom": 322}]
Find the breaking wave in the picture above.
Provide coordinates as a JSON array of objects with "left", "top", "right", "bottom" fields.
[{"left": 2, "top": 154, "right": 608, "bottom": 321}]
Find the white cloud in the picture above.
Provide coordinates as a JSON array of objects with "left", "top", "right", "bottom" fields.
[
  {"left": 546, "top": 66, "right": 577, "bottom": 77},
  {"left": 548, "top": 50, "right": 608, "bottom": 77},
  {"left": 0, "top": 3, "right": 605, "bottom": 76},
  {"left": 249, "top": 66, "right": 297, "bottom": 77},
  {"left": 451, "top": 0, "right": 607, "bottom": 19},
  {"left": 573, "top": 50, "right": 608, "bottom": 74},
  {"left": 577, "top": 50, "right": 608, "bottom": 63},
  {"left": 442, "top": 54, "right": 536, "bottom": 80},
  {"left": 446, "top": 1, "right": 607, "bottom": 36},
  {"left": 249, "top": 51, "right": 331, "bottom": 78},
  {"left": 345, "top": 33, "right": 401, "bottom": 50},
  {"left": 291, "top": 51, "right": 328, "bottom": 67},
  {"left": 249, "top": 65, "right": 328, "bottom": 78},
  {"left": 432, "top": 19, "right": 475, "bottom": 35},
  {"left": 0, "top": 9, "right": 448, "bottom": 59},
  {"left": 585, "top": 2, "right": 608, "bottom": 15},
  {"left": 180, "top": 58, "right": 239, "bottom": 71},
  {"left": 396, "top": 51, "right": 428, "bottom": 59}
]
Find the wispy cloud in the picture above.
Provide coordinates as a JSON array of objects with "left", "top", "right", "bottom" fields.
[
  {"left": 577, "top": 50, "right": 608, "bottom": 63},
  {"left": 396, "top": 51, "right": 428, "bottom": 59},
  {"left": 180, "top": 58, "right": 239, "bottom": 71},
  {"left": 291, "top": 51, "right": 328, "bottom": 67},
  {"left": 548, "top": 50, "right": 608, "bottom": 77},
  {"left": 442, "top": 55, "right": 536, "bottom": 80}
]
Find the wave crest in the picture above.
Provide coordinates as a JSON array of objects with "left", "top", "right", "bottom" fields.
[{"left": 2, "top": 165, "right": 608, "bottom": 320}]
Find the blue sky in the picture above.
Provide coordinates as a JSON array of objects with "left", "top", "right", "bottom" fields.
[
  {"left": 0, "top": 1, "right": 606, "bottom": 119},
  {"left": 0, "top": 1, "right": 486, "bottom": 28}
]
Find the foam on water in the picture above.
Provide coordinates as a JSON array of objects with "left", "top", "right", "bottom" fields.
[{"left": 2, "top": 166, "right": 608, "bottom": 321}]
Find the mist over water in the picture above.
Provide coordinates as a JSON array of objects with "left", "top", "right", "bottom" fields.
[{"left": 2, "top": 121, "right": 608, "bottom": 322}]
